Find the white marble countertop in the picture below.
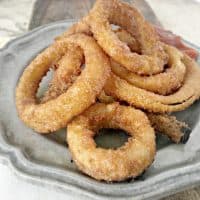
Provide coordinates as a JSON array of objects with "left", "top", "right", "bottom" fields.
[
  {"left": 0, "top": 0, "right": 200, "bottom": 200},
  {"left": 147, "top": 0, "right": 200, "bottom": 46},
  {"left": 0, "top": 0, "right": 35, "bottom": 47}
]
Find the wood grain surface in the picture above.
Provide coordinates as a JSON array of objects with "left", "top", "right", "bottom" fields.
[
  {"left": 29, "top": 0, "right": 161, "bottom": 29},
  {"left": 29, "top": 0, "right": 200, "bottom": 199}
]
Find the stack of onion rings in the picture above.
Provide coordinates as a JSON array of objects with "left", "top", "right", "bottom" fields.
[
  {"left": 42, "top": 39, "right": 188, "bottom": 144},
  {"left": 110, "top": 31, "right": 186, "bottom": 95},
  {"left": 104, "top": 55, "right": 200, "bottom": 113},
  {"left": 16, "top": 0, "right": 200, "bottom": 182},
  {"left": 85, "top": 0, "right": 168, "bottom": 75}
]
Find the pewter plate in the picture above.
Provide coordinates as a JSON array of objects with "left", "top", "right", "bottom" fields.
[{"left": 0, "top": 20, "right": 200, "bottom": 200}]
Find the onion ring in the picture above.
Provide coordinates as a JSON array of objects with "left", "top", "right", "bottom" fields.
[
  {"left": 86, "top": 0, "right": 168, "bottom": 75},
  {"left": 16, "top": 33, "right": 110, "bottom": 133},
  {"left": 67, "top": 103, "right": 156, "bottom": 181},
  {"left": 104, "top": 54, "right": 200, "bottom": 113},
  {"left": 104, "top": 72, "right": 197, "bottom": 113},
  {"left": 98, "top": 92, "right": 188, "bottom": 143},
  {"left": 41, "top": 46, "right": 83, "bottom": 103},
  {"left": 111, "top": 29, "right": 186, "bottom": 95}
]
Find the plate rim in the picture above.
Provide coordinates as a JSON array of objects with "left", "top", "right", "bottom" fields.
[{"left": 0, "top": 20, "right": 200, "bottom": 200}]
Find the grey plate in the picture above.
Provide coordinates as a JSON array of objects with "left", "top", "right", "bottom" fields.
[{"left": 0, "top": 20, "right": 200, "bottom": 200}]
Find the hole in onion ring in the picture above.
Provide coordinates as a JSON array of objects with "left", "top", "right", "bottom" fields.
[
  {"left": 156, "top": 134, "right": 172, "bottom": 150},
  {"left": 36, "top": 69, "right": 54, "bottom": 100},
  {"left": 111, "top": 26, "right": 142, "bottom": 55},
  {"left": 37, "top": 61, "right": 84, "bottom": 103},
  {"left": 94, "top": 128, "right": 130, "bottom": 149},
  {"left": 111, "top": 24, "right": 121, "bottom": 31}
]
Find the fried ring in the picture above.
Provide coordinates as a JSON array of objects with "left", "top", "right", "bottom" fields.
[
  {"left": 86, "top": 0, "right": 168, "bottom": 75},
  {"left": 41, "top": 46, "right": 83, "bottom": 103},
  {"left": 98, "top": 92, "right": 188, "bottom": 143},
  {"left": 16, "top": 33, "right": 110, "bottom": 133},
  {"left": 67, "top": 103, "right": 156, "bottom": 181},
  {"left": 104, "top": 72, "right": 197, "bottom": 113},
  {"left": 111, "top": 42, "right": 186, "bottom": 95},
  {"left": 42, "top": 44, "right": 194, "bottom": 138},
  {"left": 104, "top": 53, "right": 200, "bottom": 113}
]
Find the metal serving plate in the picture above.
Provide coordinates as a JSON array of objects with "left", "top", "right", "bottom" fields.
[{"left": 0, "top": 20, "right": 200, "bottom": 200}]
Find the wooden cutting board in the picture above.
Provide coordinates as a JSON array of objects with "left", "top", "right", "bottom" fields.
[
  {"left": 28, "top": 1, "right": 200, "bottom": 200},
  {"left": 28, "top": 0, "right": 162, "bottom": 30}
]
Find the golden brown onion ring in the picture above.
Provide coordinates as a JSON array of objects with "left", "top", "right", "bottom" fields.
[
  {"left": 51, "top": 28, "right": 192, "bottom": 104},
  {"left": 16, "top": 34, "right": 110, "bottom": 133},
  {"left": 86, "top": 0, "right": 168, "bottom": 75},
  {"left": 104, "top": 72, "right": 197, "bottom": 113},
  {"left": 103, "top": 54, "right": 200, "bottom": 113},
  {"left": 41, "top": 46, "right": 83, "bottom": 103},
  {"left": 111, "top": 43, "right": 186, "bottom": 95},
  {"left": 67, "top": 103, "right": 156, "bottom": 181},
  {"left": 98, "top": 92, "right": 188, "bottom": 143}
]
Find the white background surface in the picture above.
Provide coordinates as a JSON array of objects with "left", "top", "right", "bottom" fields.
[
  {"left": 0, "top": 0, "right": 200, "bottom": 200},
  {"left": 0, "top": 164, "right": 74, "bottom": 200}
]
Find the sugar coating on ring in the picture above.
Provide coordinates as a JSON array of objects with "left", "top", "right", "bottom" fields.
[
  {"left": 16, "top": 34, "right": 110, "bottom": 133},
  {"left": 111, "top": 43, "right": 186, "bottom": 95},
  {"left": 104, "top": 55, "right": 200, "bottom": 113},
  {"left": 86, "top": 0, "right": 168, "bottom": 75},
  {"left": 104, "top": 72, "right": 197, "bottom": 113},
  {"left": 97, "top": 93, "right": 187, "bottom": 143},
  {"left": 41, "top": 46, "right": 83, "bottom": 102},
  {"left": 67, "top": 103, "right": 156, "bottom": 182}
]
